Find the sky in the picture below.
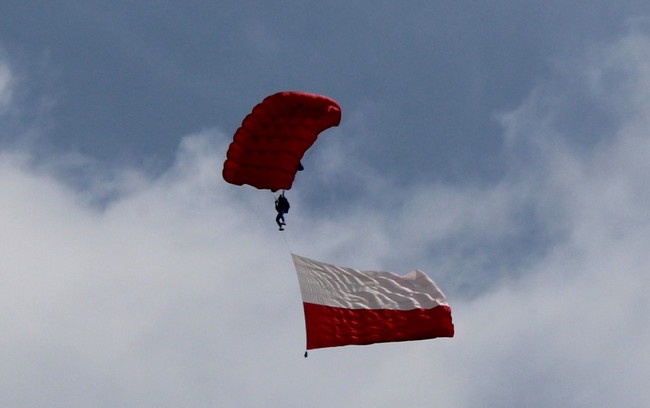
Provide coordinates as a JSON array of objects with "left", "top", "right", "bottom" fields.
[{"left": 1, "top": 1, "right": 650, "bottom": 407}]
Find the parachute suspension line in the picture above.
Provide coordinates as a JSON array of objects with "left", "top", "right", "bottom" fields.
[
  {"left": 299, "top": 140, "right": 323, "bottom": 175},
  {"left": 280, "top": 226, "right": 293, "bottom": 253}
]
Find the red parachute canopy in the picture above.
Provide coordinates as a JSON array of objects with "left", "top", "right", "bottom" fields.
[{"left": 223, "top": 91, "right": 342, "bottom": 191}]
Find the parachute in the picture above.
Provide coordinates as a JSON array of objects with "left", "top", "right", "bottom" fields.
[{"left": 223, "top": 91, "right": 342, "bottom": 191}]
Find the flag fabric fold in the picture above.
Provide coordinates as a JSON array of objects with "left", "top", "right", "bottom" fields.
[{"left": 292, "top": 253, "right": 454, "bottom": 350}]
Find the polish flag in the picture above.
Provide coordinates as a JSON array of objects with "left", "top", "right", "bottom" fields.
[{"left": 292, "top": 254, "right": 454, "bottom": 350}]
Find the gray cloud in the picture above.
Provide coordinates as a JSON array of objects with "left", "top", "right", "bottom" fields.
[
  {"left": 1, "top": 18, "right": 650, "bottom": 408},
  {"left": 0, "top": 63, "right": 11, "bottom": 109}
]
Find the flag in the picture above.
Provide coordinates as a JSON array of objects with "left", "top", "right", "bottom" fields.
[{"left": 292, "top": 254, "right": 454, "bottom": 350}]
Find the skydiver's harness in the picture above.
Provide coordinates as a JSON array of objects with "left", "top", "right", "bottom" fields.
[{"left": 275, "top": 193, "right": 290, "bottom": 214}]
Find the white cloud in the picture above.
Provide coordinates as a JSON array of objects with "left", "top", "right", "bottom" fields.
[
  {"left": 446, "top": 30, "right": 650, "bottom": 407},
  {"left": 2, "top": 28, "right": 650, "bottom": 407},
  {"left": 287, "top": 29, "right": 650, "bottom": 407}
]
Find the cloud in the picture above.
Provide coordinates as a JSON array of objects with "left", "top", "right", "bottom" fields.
[
  {"left": 0, "top": 62, "right": 12, "bottom": 110},
  {"left": 444, "top": 30, "right": 650, "bottom": 406},
  {"left": 285, "top": 28, "right": 650, "bottom": 406},
  {"left": 0, "top": 133, "right": 301, "bottom": 406},
  {"left": 1, "top": 28, "right": 650, "bottom": 407}
]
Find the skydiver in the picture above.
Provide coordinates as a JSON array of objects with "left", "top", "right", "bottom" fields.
[{"left": 275, "top": 192, "right": 290, "bottom": 231}]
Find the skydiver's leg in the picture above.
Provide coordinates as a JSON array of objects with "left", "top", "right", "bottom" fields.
[{"left": 276, "top": 212, "right": 285, "bottom": 229}]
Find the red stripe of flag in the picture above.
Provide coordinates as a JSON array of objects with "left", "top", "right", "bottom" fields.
[{"left": 303, "top": 302, "right": 454, "bottom": 350}]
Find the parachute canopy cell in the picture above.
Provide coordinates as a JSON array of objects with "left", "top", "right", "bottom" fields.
[{"left": 223, "top": 91, "right": 342, "bottom": 191}]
